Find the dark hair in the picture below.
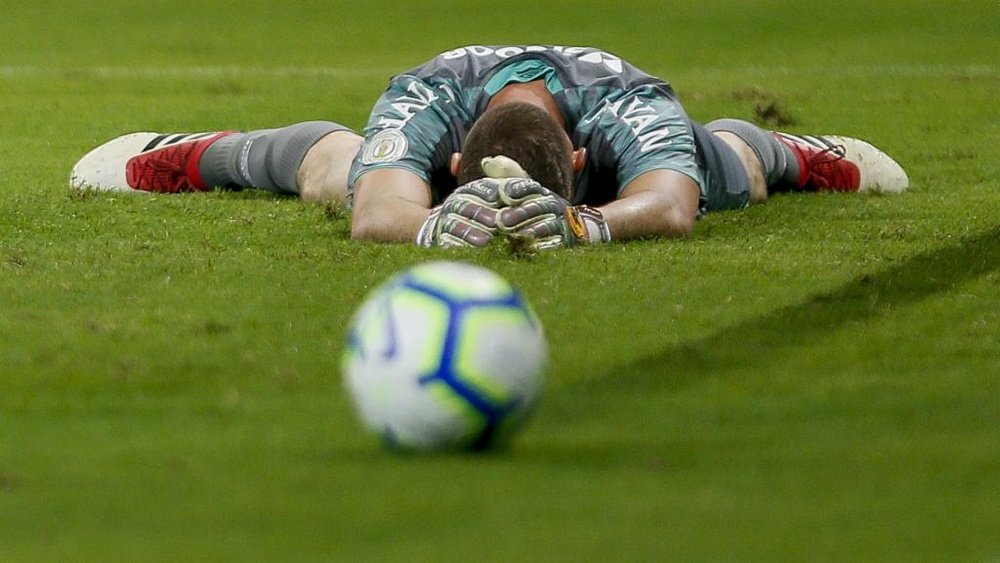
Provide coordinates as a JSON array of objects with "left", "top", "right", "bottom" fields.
[{"left": 458, "top": 102, "right": 575, "bottom": 199}]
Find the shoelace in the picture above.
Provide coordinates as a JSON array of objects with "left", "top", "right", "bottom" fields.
[
  {"left": 804, "top": 144, "right": 848, "bottom": 189},
  {"left": 129, "top": 146, "right": 198, "bottom": 193}
]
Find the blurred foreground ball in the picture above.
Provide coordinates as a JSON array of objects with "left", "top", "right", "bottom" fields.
[{"left": 342, "top": 261, "right": 547, "bottom": 451}]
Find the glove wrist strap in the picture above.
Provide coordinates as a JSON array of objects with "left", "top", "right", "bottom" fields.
[
  {"left": 415, "top": 205, "right": 443, "bottom": 247},
  {"left": 567, "top": 206, "right": 612, "bottom": 243}
]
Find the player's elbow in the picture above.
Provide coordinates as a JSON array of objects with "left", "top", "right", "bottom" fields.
[
  {"left": 350, "top": 208, "right": 419, "bottom": 244},
  {"left": 647, "top": 200, "right": 696, "bottom": 238},
  {"left": 643, "top": 214, "right": 693, "bottom": 239},
  {"left": 350, "top": 214, "right": 378, "bottom": 241},
  {"left": 668, "top": 208, "right": 696, "bottom": 237},
  {"left": 348, "top": 194, "right": 388, "bottom": 242},
  {"left": 614, "top": 170, "right": 700, "bottom": 239}
]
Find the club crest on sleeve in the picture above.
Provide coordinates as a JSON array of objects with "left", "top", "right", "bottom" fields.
[{"left": 361, "top": 129, "right": 408, "bottom": 165}]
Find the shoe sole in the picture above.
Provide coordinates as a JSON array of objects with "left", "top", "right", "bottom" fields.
[{"left": 70, "top": 132, "right": 160, "bottom": 192}]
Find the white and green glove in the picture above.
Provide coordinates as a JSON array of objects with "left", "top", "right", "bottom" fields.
[
  {"left": 496, "top": 178, "right": 611, "bottom": 249},
  {"left": 482, "top": 155, "right": 611, "bottom": 249},
  {"left": 416, "top": 155, "right": 610, "bottom": 249},
  {"left": 480, "top": 155, "right": 529, "bottom": 179},
  {"left": 415, "top": 178, "right": 503, "bottom": 248}
]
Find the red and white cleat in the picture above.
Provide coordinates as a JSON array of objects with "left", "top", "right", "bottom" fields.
[
  {"left": 774, "top": 133, "right": 909, "bottom": 193},
  {"left": 71, "top": 131, "right": 231, "bottom": 193}
]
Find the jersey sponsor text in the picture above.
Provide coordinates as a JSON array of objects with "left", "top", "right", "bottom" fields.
[
  {"left": 440, "top": 45, "right": 623, "bottom": 74},
  {"left": 377, "top": 80, "right": 440, "bottom": 129}
]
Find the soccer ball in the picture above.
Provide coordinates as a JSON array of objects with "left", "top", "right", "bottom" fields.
[{"left": 342, "top": 261, "right": 547, "bottom": 451}]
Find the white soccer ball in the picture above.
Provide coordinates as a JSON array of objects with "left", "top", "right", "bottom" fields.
[{"left": 342, "top": 261, "right": 547, "bottom": 451}]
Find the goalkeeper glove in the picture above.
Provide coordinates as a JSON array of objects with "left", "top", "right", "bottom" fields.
[
  {"left": 496, "top": 178, "right": 611, "bottom": 249},
  {"left": 481, "top": 155, "right": 530, "bottom": 179},
  {"left": 415, "top": 178, "right": 502, "bottom": 247}
]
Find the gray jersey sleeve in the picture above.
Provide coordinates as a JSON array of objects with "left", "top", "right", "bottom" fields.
[
  {"left": 348, "top": 75, "right": 472, "bottom": 191},
  {"left": 349, "top": 45, "right": 706, "bottom": 205},
  {"left": 575, "top": 84, "right": 703, "bottom": 198}
]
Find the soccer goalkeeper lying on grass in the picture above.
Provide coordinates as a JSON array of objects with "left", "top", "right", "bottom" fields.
[{"left": 72, "top": 44, "right": 909, "bottom": 249}]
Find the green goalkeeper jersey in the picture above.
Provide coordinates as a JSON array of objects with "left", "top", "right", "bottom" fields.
[{"left": 348, "top": 45, "right": 704, "bottom": 206}]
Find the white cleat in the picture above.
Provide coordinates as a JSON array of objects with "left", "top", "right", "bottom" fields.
[
  {"left": 70, "top": 131, "right": 229, "bottom": 193},
  {"left": 774, "top": 133, "right": 909, "bottom": 194},
  {"left": 71, "top": 133, "right": 161, "bottom": 192},
  {"left": 825, "top": 135, "right": 909, "bottom": 194}
]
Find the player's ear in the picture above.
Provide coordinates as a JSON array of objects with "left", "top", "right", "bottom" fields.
[
  {"left": 450, "top": 152, "right": 462, "bottom": 177},
  {"left": 571, "top": 148, "right": 587, "bottom": 173}
]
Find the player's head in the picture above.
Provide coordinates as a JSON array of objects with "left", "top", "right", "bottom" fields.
[{"left": 453, "top": 102, "right": 584, "bottom": 200}]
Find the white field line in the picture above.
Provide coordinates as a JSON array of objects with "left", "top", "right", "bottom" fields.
[
  {"left": 0, "top": 65, "right": 400, "bottom": 79},
  {"left": 0, "top": 64, "right": 995, "bottom": 80},
  {"left": 686, "top": 64, "right": 997, "bottom": 78}
]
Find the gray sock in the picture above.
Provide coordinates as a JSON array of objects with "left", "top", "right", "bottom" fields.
[
  {"left": 199, "top": 121, "right": 350, "bottom": 194},
  {"left": 705, "top": 118, "right": 800, "bottom": 187}
]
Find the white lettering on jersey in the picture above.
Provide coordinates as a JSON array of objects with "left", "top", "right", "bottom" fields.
[
  {"left": 581, "top": 97, "right": 623, "bottom": 126},
  {"left": 437, "top": 83, "right": 457, "bottom": 103},
  {"left": 584, "top": 95, "right": 672, "bottom": 153},
  {"left": 377, "top": 80, "right": 440, "bottom": 129},
  {"left": 638, "top": 128, "right": 672, "bottom": 153},
  {"left": 578, "top": 51, "right": 623, "bottom": 73},
  {"left": 439, "top": 45, "right": 624, "bottom": 74},
  {"left": 495, "top": 46, "right": 524, "bottom": 58},
  {"left": 622, "top": 97, "right": 672, "bottom": 152}
]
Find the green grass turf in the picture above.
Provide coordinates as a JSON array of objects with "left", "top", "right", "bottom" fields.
[{"left": 1, "top": 0, "right": 998, "bottom": 560}]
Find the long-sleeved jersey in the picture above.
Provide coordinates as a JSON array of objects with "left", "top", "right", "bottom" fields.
[{"left": 348, "top": 45, "right": 705, "bottom": 207}]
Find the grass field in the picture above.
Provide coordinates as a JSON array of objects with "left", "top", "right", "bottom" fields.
[{"left": 1, "top": 0, "right": 998, "bottom": 560}]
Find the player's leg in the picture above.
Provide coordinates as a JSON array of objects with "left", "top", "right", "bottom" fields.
[
  {"left": 705, "top": 118, "right": 909, "bottom": 194},
  {"left": 688, "top": 122, "right": 757, "bottom": 213},
  {"left": 198, "top": 122, "right": 356, "bottom": 198},
  {"left": 295, "top": 130, "right": 363, "bottom": 202},
  {"left": 71, "top": 121, "right": 359, "bottom": 202},
  {"left": 710, "top": 131, "right": 769, "bottom": 204}
]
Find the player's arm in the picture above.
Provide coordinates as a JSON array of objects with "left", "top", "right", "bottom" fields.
[
  {"left": 350, "top": 168, "right": 433, "bottom": 243},
  {"left": 496, "top": 168, "right": 700, "bottom": 247},
  {"left": 351, "top": 169, "right": 505, "bottom": 246},
  {"left": 598, "top": 168, "right": 701, "bottom": 239}
]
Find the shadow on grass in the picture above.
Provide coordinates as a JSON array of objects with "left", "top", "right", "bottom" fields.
[
  {"left": 333, "top": 227, "right": 998, "bottom": 464},
  {"left": 602, "top": 224, "right": 1000, "bottom": 392}
]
